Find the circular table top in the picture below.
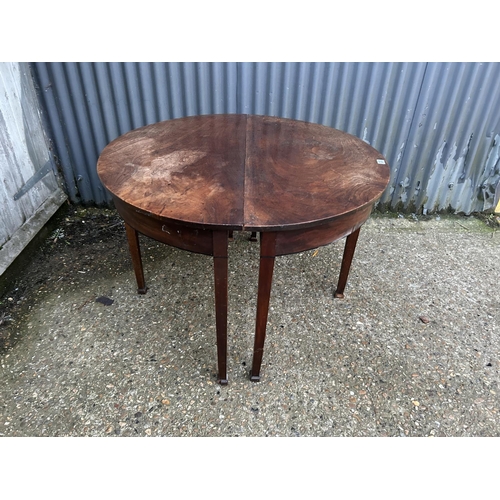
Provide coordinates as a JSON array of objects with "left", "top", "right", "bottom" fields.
[{"left": 97, "top": 114, "right": 390, "bottom": 231}]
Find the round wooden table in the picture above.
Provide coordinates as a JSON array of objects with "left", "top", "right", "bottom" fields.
[{"left": 97, "top": 114, "right": 390, "bottom": 384}]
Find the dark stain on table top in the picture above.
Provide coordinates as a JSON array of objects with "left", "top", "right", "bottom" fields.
[{"left": 97, "top": 114, "right": 390, "bottom": 231}]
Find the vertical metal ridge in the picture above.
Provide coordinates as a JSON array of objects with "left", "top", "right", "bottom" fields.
[
  {"left": 73, "top": 62, "right": 106, "bottom": 203},
  {"left": 32, "top": 63, "right": 77, "bottom": 202},
  {"left": 57, "top": 63, "right": 94, "bottom": 203},
  {"left": 153, "top": 63, "right": 171, "bottom": 122},
  {"left": 197, "top": 62, "right": 211, "bottom": 114},
  {"left": 138, "top": 62, "right": 157, "bottom": 125},
  {"left": 93, "top": 63, "right": 118, "bottom": 143}
]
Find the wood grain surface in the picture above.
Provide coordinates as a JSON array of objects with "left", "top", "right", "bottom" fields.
[
  {"left": 244, "top": 116, "right": 389, "bottom": 230},
  {"left": 98, "top": 115, "right": 246, "bottom": 228},
  {"left": 97, "top": 115, "right": 390, "bottom": 231}
]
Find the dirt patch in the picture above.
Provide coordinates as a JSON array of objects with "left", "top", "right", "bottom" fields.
[
  {"left": 475, "top": 212, "right": 500, "bottom": 229},
  {"left": 0, "top": 204, "right": 127, "bottom": 350},
  {"left": 1, "top": 205, "right": 497, "bottom": 352}
]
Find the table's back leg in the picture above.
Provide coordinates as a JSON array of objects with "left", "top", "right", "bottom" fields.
[
  {"left": 334, "top": 227, "right": 361, "bottom": 299},
  {"left": 125, "top": 222, "right": 148, "bottom": 294},
  {"left": 229, "top": 230, "right": 256, "bottom": 241},
  {"left": 250, "top": 231, "right": 277, "bottom": 382},
  {"left": 213, "top": 230, "right": 229, "bottom": 385}
]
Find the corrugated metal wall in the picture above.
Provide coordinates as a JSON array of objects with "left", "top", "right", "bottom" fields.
[
  {"left": 32, "top": 62, "right": 500, "bottom": 214},
  {"left": 389, "top": 62, "right": 500, "bottom": 214}
]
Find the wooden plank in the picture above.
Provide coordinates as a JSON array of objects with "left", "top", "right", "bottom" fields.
[
  {"left": 0, "top": 188, "right": 67, "bottom": 275},
  {"left": 0, "top": 62, "right": 63, "bottom": 252}
]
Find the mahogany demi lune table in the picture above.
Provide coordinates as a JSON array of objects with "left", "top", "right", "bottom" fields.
[{"left": 97, "top": 114, "right": 390, "bottom": 385}]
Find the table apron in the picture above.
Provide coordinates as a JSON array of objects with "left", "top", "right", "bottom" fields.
[
  {"left": 113, "top": 196, "right": 215, "bottom": 255},
  {"left": 273, "top": 203, "right": 373, "bottom": 256}
]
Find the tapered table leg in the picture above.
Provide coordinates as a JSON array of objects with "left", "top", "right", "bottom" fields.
[
  {"left": 213, "top": 230, "right": 229, "bottom": 385},
  {"left": 334, "top": 227, "right": 361, "bottom": 299},
  {"left": 250, "top": 232, "right": 277, "bottom": 382},
  {"left": 125, "top": 222, "right": 148, "bottom": 294}
]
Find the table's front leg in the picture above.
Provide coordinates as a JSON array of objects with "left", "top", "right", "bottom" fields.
[
  {"left": 125, "top": 222, "right": 148, "bottom": 294},
  {"left": 334, "top": 227, "right": 361, "bottom": 299},
  {"left": 213, "top": 230, "right": 229, "bottom": 385},
  {"left": 250, "top": 231, "right": 277, "bottom": 382}
]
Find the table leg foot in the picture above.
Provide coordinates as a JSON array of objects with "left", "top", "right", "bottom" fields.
[
  {"left": 334, "top": 227, "right": 360, "bottom": 299},
  {"left": 125, "top": 222, "right": 147, "bottom": 294},
  {"left": 250, "top": 232, "right": 277, "bottom": 382},
  {"left": 213, "top": 230, "right": 229, "bottom": 385}
]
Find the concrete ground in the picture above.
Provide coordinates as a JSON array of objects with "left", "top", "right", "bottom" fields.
[{"left": 0, "top": 208, "right": 498, "bottom": 437}]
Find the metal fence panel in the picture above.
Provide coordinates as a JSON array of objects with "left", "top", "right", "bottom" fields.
[
  {"left": 32, "top": 62, "right": 500, "bottom": 214},
  {"left": 392, "top": 62, "right": 500, "bottom": 213}
]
